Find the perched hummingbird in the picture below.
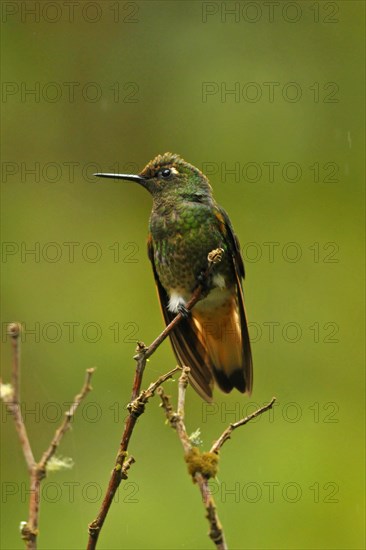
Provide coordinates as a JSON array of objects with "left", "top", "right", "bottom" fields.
[{"left": 95, "top": 153, "right": 252, "bottom": 401}]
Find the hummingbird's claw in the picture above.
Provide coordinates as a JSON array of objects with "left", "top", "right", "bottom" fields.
[
  {"left": 177, "top": 304, "right": 190, "bottom": 318},
  {"left": 197, "top": 270, "right": 210, "bottom": 294}
]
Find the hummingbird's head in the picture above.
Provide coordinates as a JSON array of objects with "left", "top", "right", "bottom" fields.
[{"left": 95, "top": 153, "right": 214, "bottom": 203}]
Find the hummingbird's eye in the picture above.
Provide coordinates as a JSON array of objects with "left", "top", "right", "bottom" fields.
[{"left": 160, "top": 168, "right": 171, "bottom": 179}]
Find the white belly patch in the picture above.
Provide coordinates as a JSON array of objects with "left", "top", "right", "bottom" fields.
[{"left": 168, "top": 292, "right": 187, "bottom": 313}]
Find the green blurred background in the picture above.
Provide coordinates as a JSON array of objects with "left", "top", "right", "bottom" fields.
[{"left": 1, "top": 1, "right": 364, "bottom": 549}]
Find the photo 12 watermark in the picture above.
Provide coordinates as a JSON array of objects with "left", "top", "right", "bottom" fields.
[
  {"left": 0, "top": 320, "right": 140, "bottom": 344},
  {"left": 1, "top": 161, "right": 140, "bottom": 183},
  {"left": 1, "top": 480, "right": 139, "bottom": 504},
  {"left": 201, "top": 81, "right": 340, "bottom": 103},
  {"left": 201, "top": 400, "right": 340, "bottom": 424},
  {"left": 1, "top": 81, "right": 139, "bottom": 104},
  {"left": 206, "top": 479, "right": 340, "bottom": 504},
  {"left": 201, "top": 161, "right": 340, "bottom": 184},
  {"left": 201, "top": 2, "right": 340, "bottom": 24},
  {"left": 1, "top": 241, "right": 140, "bottom": 264},
  {"left": 1, "top": 1, "right": 140, "bottom": 24}
]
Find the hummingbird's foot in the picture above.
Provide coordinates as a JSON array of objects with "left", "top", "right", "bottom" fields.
[{"left": 177, "top": 304, "right": 190, "bottom": 318}]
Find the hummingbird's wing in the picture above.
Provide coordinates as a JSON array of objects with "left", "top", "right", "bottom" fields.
[
  {"left": 212, "top": 206, "right": 253, "bottom": 394},
  {"left": 147, "top": 235, "right": 214, "bottom": 402}
]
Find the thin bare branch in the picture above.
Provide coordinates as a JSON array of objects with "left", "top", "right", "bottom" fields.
[
  {"left": 177, "top": 365, "right": 189, "bottom": 418},
  {"left": 128, "top": 365, "right": 181, "bottom": 419},
  {"left": 210, "top": 397, "right": 277, "bottom": 455},
  {"left": 158, "top": 370, "right": 276, "bottom": 549},
  {"left": 158, "top": 369, "right": 228, "bottom": 550},
  {"left": 9, "top": 322, "right": 21, "bottom": 403},
  {"left": 1, "top": 324, "right": 35, "bottom": 472},
  {"left": 38, "top": 368, "right": 95, "bottom": 473},
  {"left": 87, "top": 364, "right": 183, "bottom": 548}
]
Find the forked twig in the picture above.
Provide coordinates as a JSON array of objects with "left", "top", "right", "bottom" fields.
[
  {"left": 1, "top": 324, "right": 95, "bottom": 549},
  {"left": 159, "top": 368, "right": 276, "bottom": 550},
  {"left": 210, "top": 397, "right": 277, "bottom": 454}
]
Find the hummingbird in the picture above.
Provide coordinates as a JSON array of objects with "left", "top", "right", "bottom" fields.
[{"left": 95, "top": 153, "right": 252, "bottom": 401}]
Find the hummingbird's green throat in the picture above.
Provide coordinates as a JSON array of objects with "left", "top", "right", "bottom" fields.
[{"left": 95, "top": 152, "right": 253, "bottom": 402}]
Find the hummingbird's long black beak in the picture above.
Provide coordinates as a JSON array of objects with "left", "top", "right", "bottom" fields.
[{"left": 94, "top": 173, "right": 146, "bottom": 185}]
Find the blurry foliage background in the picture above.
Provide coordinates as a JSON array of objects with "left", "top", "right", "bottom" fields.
[{"left": 1, "top": 1, "right": 365, "bottom": 549}]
